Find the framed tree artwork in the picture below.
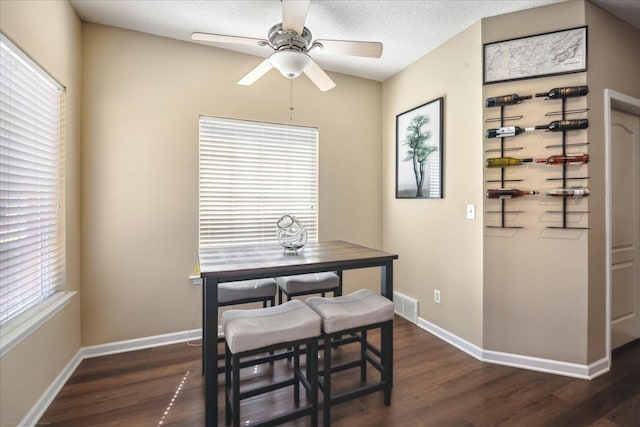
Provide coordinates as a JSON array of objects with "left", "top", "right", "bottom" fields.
[{"left": 395, "top": 97, "right": 444, "bottom": 199}]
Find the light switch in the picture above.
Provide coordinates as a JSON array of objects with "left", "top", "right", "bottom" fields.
[{"left": 466, "top": 204, "right": 476, "bottom": 220}]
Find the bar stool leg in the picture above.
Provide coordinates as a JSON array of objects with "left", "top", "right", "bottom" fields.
[
  {"left": 309, "top": 339, "right": 319, "bottom": 427},
  {"left": 305, "top": 345, "right": 312, "bottom": 400},
  {"left": 293, "top": 345, "right": 301, "bottom": 404},
  {"left": 225, "top": 345, "right": 231, "bottom": 425},
  {"left": 360, "top": 330, "right": 367, "bottom": 383},
  {"left": 232, "top": 353, "right": 241, "bottom": 427},
  {"left": 382, "top": 321, "right": 393, "bottom": 405},
  {"left": 323, "top": 336, "right": 332, "bottom": 427}
]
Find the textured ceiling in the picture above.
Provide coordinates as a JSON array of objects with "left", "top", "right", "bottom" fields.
[{"left": 70, "top": 0, "right": 640, "bottom": 82}]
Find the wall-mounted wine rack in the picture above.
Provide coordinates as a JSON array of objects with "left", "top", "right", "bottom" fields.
[
  {"left": 485, "top": 104, "right": 524, "bottom": 229},
  {"left": 483, "top": 86, "right": 590, "bottom": 231},
  {"left": 541, "top": 95, "right": 590, "bottom": 230}
]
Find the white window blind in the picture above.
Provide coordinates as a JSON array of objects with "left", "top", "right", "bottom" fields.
[
  {"left": 199, "top": 116, "right": 318, "bottom": 248},
  {"left": 0, "top": 33, "right": 65, "bottom": 326}
]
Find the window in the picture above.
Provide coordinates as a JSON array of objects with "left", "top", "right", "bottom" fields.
[
  {"left": 0, "top": 33, "right": 66, "bottom": 327},
  {"left": 199, "top": 116, "right": 318, "bottom": 248}
]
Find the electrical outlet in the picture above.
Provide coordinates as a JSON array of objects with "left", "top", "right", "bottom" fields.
[{"left": 434, "top": 289, "right": 441, "bottom": 304}]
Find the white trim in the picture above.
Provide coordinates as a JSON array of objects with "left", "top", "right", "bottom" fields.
[
  {"left": 0, "top": 32, "right": 65, "bottom": 93},
  {"left": 0, "top": 292, "right": 76, "bottom": 358},
  {"left": 19, "top": 349, "right": 83, "bottom": 427},
  {"left": 587, "top": 357, "right": 610, "bottom": 379},
  {"left": 81, "top": 329, "right": 203, "bottom": 359},
  {"left": 482, "top": 350, "right": 606, "bottom": 380},
  {"left": 417, "top": 316, "right": 609, "bottom": 380},
  {"left": 605, "top": 88, "right": 613, "bottom": 369},
  {"left": 417, "top": 317, "right": 483, "bottom": 360},
  {"left": 604, "top": 88, "right": 640, "bottom": 367},
  {"left": 19, "top": 328, "right": 203, "bottom": 427}
]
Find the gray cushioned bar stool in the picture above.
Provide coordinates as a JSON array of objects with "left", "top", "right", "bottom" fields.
[
  {"left": 306, "top": 289, "right": 394, "bottom": 427},
  {"left": 216, "top": 278, "right": 277, "bottom": 373},
  {"left": 223, "top": 299, "right": 321, "bottom": 427},
  {"left": 277, "top": 272, "right": 341, "bottom": 304},
  {"left": 218, "top": 278, "right": 277, "bottom": 307}
]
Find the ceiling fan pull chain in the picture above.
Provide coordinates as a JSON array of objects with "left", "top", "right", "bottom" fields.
[{"left": 289, "top": 78, "right": 295, "bottom": 121}]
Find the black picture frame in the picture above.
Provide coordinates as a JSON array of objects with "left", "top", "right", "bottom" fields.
[
  {"left": 483, "top": 26, "right": 588, "bottom": 85},
  {"left": 395, "top": 97, "right": 444, "bottom": 199}
]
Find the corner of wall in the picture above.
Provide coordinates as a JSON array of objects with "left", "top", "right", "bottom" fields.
[{"left": 382, "top": 20, "right": 484, "bottom": 348}]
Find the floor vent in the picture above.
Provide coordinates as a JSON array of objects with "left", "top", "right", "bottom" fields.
[{"left": 392, "top": 291, "right": 419, "bottom": 323}]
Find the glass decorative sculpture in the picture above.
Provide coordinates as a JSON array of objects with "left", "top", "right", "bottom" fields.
[{"left": 276, "top": 215, "right": 307, "bottom": 254}]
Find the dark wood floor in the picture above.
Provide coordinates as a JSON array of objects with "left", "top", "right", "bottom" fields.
[{"left": 40, "top": 317, "right": 640, "bottom": 426}]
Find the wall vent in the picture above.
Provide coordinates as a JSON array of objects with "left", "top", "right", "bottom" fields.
[{"left": 392, "top": 291, "right": 419, "bottom": 323}]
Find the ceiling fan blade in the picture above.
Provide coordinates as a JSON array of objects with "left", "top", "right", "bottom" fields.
[
  {"left": 192, "top": 32, "right": 268, "bottom": 48},
  {"left": 303, "top": 60, "right": 335, "bottom": 92},
  {"left": 237, "top": 58, "right": 273, "bottom": 86},
  {"left": 314, "top": 39, "right": 383, "bottom": 58},
  {"left": 281, "top": 0, "right": 310, "bottom": 35}
]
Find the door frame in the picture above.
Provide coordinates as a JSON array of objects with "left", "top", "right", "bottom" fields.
[{"left": 605, "top": 89, "right": 640, "bottom": 366}]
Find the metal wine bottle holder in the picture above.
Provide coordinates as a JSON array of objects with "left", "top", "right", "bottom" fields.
[
  {"left": 485, "top": 103, "right": 525, "bottom": 229},
  {"left": 276, "top": 215, "right": 308, "bottom": 254},
  {"left": 484, "top": 87, "right": 590, "bottom": 230},
  {"left": 542, "top": 96, "right": 590, "bottom": 230}
]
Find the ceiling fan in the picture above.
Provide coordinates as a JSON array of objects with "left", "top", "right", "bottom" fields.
[{"left": 191, "top": 0, "right": 383, "bottom": 92}]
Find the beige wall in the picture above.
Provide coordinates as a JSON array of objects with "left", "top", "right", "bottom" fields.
[
  {"left": 584, "top": 1, "right": 640, "bottom": 361},
  {"left": 382, "top": 0, "right": 639, "bottom": 366},
  {"left": 2, "top": 2, "right": 638, "bottom": 423},
  {"left": 81, "top": 23, "right": 383, "bottom": 345},
  {"left": 481, "top": 0, "right": 640, "bottom": 365},
  {"left": 482, "top": 0, "right": 590, "bottom": 364},
  {"left": 382, "top": 22, "right": 485, "bottom": 346},
  {"left": 0, "top": 0, "right": 82, "bottom": 425}
]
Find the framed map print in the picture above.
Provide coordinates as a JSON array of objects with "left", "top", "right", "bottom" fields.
[{"left": 483, "top": 26, "right": 587, "bottom": 84}]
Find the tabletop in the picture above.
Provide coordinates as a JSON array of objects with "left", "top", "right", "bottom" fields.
[{"left": 199, "top": 240, "right": 398, "bottom": 281}]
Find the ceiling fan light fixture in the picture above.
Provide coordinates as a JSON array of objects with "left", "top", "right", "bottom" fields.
[{"left": 270, "top": 50, "right": 312, "bottom": 79}]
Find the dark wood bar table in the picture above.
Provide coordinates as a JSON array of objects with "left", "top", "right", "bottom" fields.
[{"left": 199, "top": 240, "right": 398, "bottom": 426}]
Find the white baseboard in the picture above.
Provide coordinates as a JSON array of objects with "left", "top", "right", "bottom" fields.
[
  {"left": 417, "top": 316, "right": 610, "bottom": 380},
  {"left": 482, "top": 349, "right": 609, "bottom": 380},
  {"left": 20, "top": 349, "right": 84, "bottom": 427},
  {"left": 81, "top": 328, "right": 202, "bottom": 359},
  {"left": 20, "top": 328, "right": 203, "bottom": 427},
  {"left": 586, "top": 357, "right": 610, "bottom": 379},
  {"left": 417, "top": 317, "right": 483, "bottom": 360}
]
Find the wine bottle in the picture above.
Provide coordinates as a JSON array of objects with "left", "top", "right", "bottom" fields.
[
  {"left": 485, "top": 94, "right": 532, "bottom": 107},
  {"left": 534, "top": 154, "right": 590, "bottom": 165},
  {"left": 487, "top": 119, "right": 588, "bottom": 137},
  {"left": 535, "top": 85, "right": 589, "bottom": 99},
  {"left": 486, "top": 188, "right": 538, "bottom": 199},
  {"left": 534, "top": 119, "right": 589, "bottom": 131},
  {"left": 486, "top": 157, "right": 533, "bottom": 168},
  {"left": 546, "top": 187, "right": 590, "bottom": 198},
  {"left": 486, "top": 126, "right": 535, "bottom": 138}
]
